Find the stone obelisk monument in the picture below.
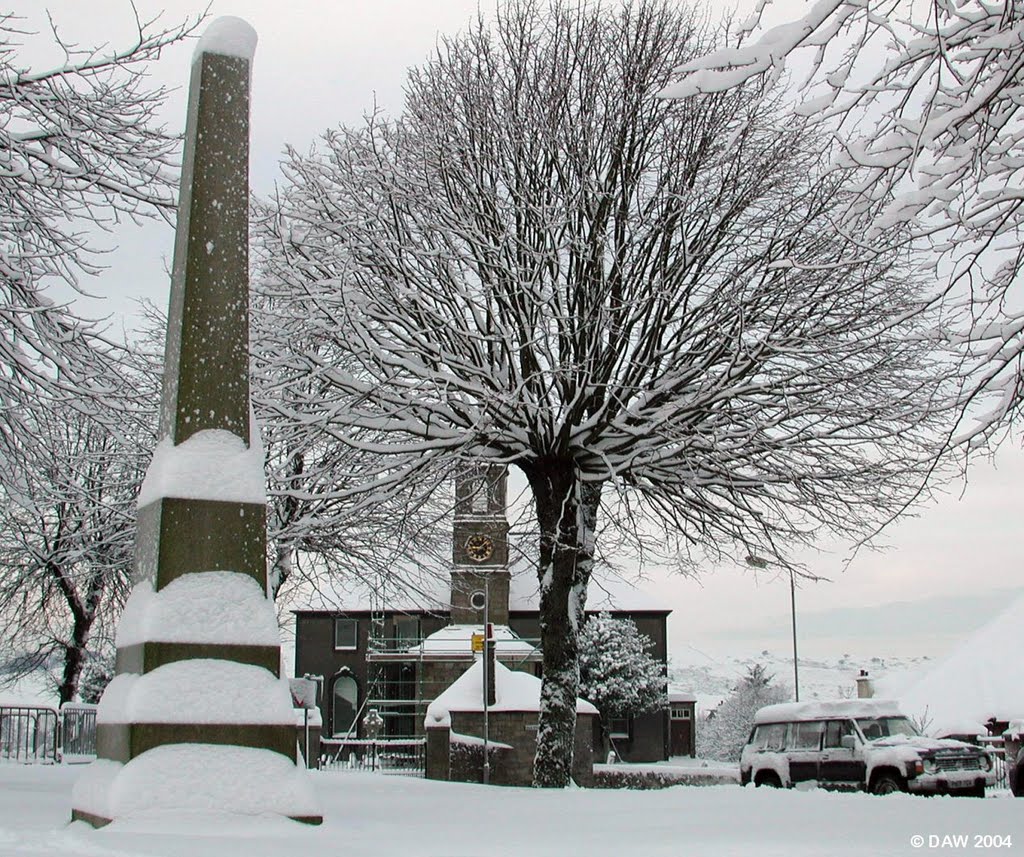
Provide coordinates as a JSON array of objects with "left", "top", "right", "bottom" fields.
[{"left": 72, "top": 17, "right": 321, "bottom": 826}]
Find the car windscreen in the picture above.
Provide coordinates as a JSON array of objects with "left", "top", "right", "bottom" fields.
[{"left": 855, "top": 716, "right": 919, "bottom": 741}]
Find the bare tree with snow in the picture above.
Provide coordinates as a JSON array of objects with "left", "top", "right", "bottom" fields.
[
  {"left": 0, "top": 12, "right": 202, "bottom": 695},
  {"left": 664, "top": 0, "right": 1024, "bottom": 448},
  {"left": 249, "top": 216, "right": 459, "bottom": 605},
  {"left": 0, "top": 348, "right": 156, "bottom": 704},
  {"left": 0, "top": 7, "right": 200, "bottom": 413},
  {"left": 267, "top": 0, "right": 952, "bottom": 786}
]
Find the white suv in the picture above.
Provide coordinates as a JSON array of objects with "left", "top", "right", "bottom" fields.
[{"left": 740, "top": 700, "right": 994, "bottom": 797}]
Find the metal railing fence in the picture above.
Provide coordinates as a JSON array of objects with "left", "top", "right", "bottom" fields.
[
  {"left": 979, "top": 736, "right": 1008, "bottom": 791},
  {"left": 0, "top": 706, "right": 59, "bottom": 763},
  {"left": 0, "top": 703, "right": 98, "bottom": 764},
  {"left": 320, "top": 737, "right": 426, "bottom": 776},
  {"left": 60, "top": 703, "right": 97, "bottom": 762}
]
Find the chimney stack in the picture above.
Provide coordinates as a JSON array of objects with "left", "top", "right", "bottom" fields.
[{"left": 856, "top": 669, "right": 874, "bottom": 699}]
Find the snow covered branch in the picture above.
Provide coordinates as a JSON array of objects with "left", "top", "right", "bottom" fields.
[
  {"left": 0, "top": 8, "right": 201, "bottom": 422},
  {"left": 664, "top": 0, "right": 1024, "bottom": 448}
]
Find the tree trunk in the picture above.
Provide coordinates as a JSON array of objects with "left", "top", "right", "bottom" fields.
[
  {"left": 523, "top": 457, "right": 601, "bottom": 787},
  {"left": 58, "top": 603, "right": 98, "bottom": 704},
  {"left": 268, "top": 448, "right": 304, "bottom": 600},
  {"left": 268, "top": 540, "right": 294, "bottom": 601},
  {"left": 51, "top": 561, "right": 105, "bottom": 705}
]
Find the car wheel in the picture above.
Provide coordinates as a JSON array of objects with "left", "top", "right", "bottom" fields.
[
  {"left": 871, "top": 774, "right": 903, "bottom": 795},
  {"left": 755, "top": 772, "right": 782, "bottom": 788},
  {"left": 965, "top": 784, "right": 986, "bottom": 798}
]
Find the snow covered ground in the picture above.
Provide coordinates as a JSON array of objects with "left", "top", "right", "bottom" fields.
[{"left": 1, "top": 764, "right": 1019, "bottom": 857}]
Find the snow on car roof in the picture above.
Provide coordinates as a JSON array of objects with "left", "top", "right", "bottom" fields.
[{"left": 754, "top": 699, "right": 905, "bottom": 725}]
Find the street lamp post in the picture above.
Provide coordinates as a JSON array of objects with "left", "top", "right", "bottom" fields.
[
  {"left": 470, "top": 584, "right": 491, "bottom": 785},
  {"left": 483, "top": 581, "right": 491, "bottom": 785},
  {"left": 746, "top": 556, "right": 799, "bottom": 702},
  {"left": 787, "top": 567, "right": 799, "bottom": 702}
]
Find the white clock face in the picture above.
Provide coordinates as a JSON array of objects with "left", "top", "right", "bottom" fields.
[{"left": 465, "top": 534, "right": 495, "bottom": 562}]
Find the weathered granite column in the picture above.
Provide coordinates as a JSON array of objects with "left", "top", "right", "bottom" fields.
[{"left": 72, "top": 17, "right": 321, "bottom": 827}]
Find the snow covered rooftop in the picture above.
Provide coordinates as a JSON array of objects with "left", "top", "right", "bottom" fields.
[
  {"left": 669, "top": 689, "right": 697, "bottom": 704},
  {"left": 404, "top": 625, "right": 538, "bottom": 658},
  {"left": 897, "top": 594, "right": 1024, "bottom": 737},
  {"left": 425, "top": 659, "right": 597, "bottom": 728},
  {"left": 294, "top": 568, "right": 450, "bottom": 614},
  {"left": 511, "top": 569, "right": 666, "bottom": 613},
  {"left": 294, "top": 565, "right": 667, "bottom": 615},
  {"left": 754, "top": 699, "right": 904, "bottom": 725}
]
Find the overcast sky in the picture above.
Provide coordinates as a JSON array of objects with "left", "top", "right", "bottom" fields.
[{"left": 18, "top": 0, "right": 1024, "bottom": 663}]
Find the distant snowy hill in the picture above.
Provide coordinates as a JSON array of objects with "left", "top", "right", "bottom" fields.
[{"left": 669, "top": 646, "right": 933, "bottom": 716}]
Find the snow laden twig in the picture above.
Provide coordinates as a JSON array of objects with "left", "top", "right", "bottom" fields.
[{"left": 664, "top": 0, "right": 1024, "bottom": 451}]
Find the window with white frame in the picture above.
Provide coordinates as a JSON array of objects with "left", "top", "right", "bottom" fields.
[
  {"left": 790, "top": 720, "right": 824, "bottom": 751},
  {"left": 754, "top": 723, "right": 788, "bottom": 752},
  {"left": 334, "top": 618, "right": 358, "bottom": 650}
]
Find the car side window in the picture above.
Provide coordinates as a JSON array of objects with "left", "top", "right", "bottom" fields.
[
  {"left": 789, "top": 720, "right": 824, "bottom": 751},
  {"left": 758, "top": 723, "right": 787, "bottom": 751},
  {"left": 824, "top": 720, "right": 854, "bottom": 748}
]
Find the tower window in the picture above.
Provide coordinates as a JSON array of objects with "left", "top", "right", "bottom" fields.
[{"left": 469, "top": 477, "right": 488, "bottom": 513}]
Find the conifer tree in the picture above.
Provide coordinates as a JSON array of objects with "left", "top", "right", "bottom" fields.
[{"left": 578, "top": 613, "right": 666, "bottom": 742}]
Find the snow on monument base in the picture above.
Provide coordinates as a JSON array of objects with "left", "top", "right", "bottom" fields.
[{"left": 71, "top": 744, "right": 321, "bottom": 827}]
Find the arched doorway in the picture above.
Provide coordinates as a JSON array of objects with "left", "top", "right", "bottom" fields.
[{"left": 331, "top": 672, "right": 359, "bottom": 738}]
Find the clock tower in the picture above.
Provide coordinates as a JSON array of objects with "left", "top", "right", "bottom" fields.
[{"left": 450, "top": 464, "right": 511, "bottom": 625}]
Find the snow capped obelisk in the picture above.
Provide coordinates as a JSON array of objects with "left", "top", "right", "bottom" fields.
[{"left": 72, "top": 18, "right": 321, "bottom": 827}]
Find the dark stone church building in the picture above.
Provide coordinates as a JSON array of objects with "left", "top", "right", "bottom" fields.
[{"left": 292, "top": 466, "right": 679, "bottom": 764}]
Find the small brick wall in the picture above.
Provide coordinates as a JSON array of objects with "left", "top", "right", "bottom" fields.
[
  {"left": 449, "top": 737, "right": 514, "bottom": 783},
  {"left": 425, "top": 710, "right": 595, "bottom": 786},
  {"left": 425, "top": 726, "right": 451, "bottom": 781}
]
